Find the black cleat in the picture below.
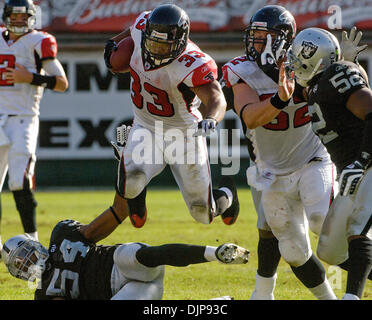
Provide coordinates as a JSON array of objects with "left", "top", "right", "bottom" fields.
[
  {"left": 218, "top": 176, "right": 240, "bottom": 225},
  {"left": 127, "top": 187, "right": 147, "bottom": 228}
]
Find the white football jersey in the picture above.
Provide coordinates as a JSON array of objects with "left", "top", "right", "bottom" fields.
[
  {"left": 223, "top": 56, "right": 329, "bottom": 175},
  {"left": 0, "top": 28, "right": 58, "bottom": 116},
  {"left": 129, "top": 12, "right": 218, "bottom": 132}
]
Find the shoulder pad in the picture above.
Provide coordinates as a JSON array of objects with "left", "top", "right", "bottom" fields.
[{"left": 316, "top": 61, "right": 367, "bottom": 101}]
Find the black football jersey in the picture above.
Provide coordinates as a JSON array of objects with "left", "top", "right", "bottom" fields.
[
  {"left": 34, "top": 220, "right": 119, "bottom": 300},
  {"left": 307, "top": 61, "right": 368, "bottom": 172}
]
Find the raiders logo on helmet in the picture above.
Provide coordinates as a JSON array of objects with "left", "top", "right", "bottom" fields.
[{"left": 301, "top": 41, "right": 318, "bottom": 59}]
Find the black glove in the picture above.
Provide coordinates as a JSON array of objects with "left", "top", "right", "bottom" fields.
[{"left": 104, "top": 40, "right": 117, "bottom": 69}]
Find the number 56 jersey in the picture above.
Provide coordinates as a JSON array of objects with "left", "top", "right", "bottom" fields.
[
  {"left": 0, "top": 28, "right": 57, "bottom": 115},
  {"left": 128, "top": 11, "right": 218, "bottom": 132},
  {"left": 307, "top": 61, "right": 369, "bottom": 171}
]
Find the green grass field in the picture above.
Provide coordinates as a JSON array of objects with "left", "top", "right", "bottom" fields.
[{"left": 0, "top": 188, "right": 371, "bottom": 300}]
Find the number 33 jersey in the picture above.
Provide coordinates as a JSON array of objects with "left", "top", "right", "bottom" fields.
[
  {"left": 34, "top": 220, "right": 118, "bottom": 300},
  {"left": 129, "top": 12, "right": 218, "bottom": 132},
  {"left": 307, "top": 61, "right": 368, "bottom": 171},
  {"left": 0, "top": 28, "right": 57, "bottom": 115}
]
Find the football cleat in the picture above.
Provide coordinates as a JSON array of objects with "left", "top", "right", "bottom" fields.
[
  {"left": 218, "top": 176, "right": 240, "bottom": 225},
  {"left": 215, "top": 243, "right": 249, "bottom": 264},
  {"left": 127, "top": 187, "right": 147, "bottom": 228}
]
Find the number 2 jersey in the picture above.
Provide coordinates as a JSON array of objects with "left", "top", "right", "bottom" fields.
[
  {"left": 0, "top": 28, "right": 58, "bottom": 116},
  {"left": 128, "top": 11, "right": 218, "bottom": 132},
  {"left": 307, "top": 60, "right": 369, "bottom": 172},
  {"left": 222, "top": 56, "right": 329, "bottom": 175},
  {"left": 34, "top": 220, "right": 119, "bottom": 300}
]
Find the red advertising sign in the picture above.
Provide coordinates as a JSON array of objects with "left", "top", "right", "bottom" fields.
[{"left": 26, "top": 0, "right": 372, "bottom": 33}]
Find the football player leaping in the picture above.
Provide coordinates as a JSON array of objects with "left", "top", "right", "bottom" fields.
[
  {"left": 222, "top": 5, "right": 339, "bottom": 300},
  {"left": 287, "top": 27, "right": 372, "bottom": 300},
  {"left": 1, "top": 194, "right": 249, "bottom": 300},
  {"left": 0, "top": 0, "right": 68, "bottom": 257},
  {"left": 104, "top": 4, "right": 239, "bottom": 229}
]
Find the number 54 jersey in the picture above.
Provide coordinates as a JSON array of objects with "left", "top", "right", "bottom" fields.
[
  {"left": 34, "top": 220, "right": 118, "bottom": 300},
  {"left": 128, "top": 12, "right": 218, "bottom": 132},
  {"left": 0, "top": 27, "right": 57, "bottom": 115}
]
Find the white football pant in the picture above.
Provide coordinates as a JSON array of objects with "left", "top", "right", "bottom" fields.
[
  {"left": 0, "top": 115, "right": 38, "bottom": 192},
  {"left": 110, "top": 243, "right": 164, "bottom": 300},
  {"left": 119, "top": 123, "right": 215, "bottom": 224},
  {"left": 259, "top": 159, "right": 335, "bottom": 267},
  {"left": 317, "top": 166, "right": 372, "bottom": 265}
]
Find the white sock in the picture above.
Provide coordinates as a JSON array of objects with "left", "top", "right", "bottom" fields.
[
  {"left": 250, "top": 272, "right": 277, "bottom": 300},
  {"left": 26, "top": 232, "right": 38, "bottom": 241},
  {"left": 204, "top": 246, "right": 218, "bottom": 261},
  {"left": 219, "top": 187, "right": 233, "bottom": 207},
  {"left": 342, "top": 293, "right": 360, "bottom": 300},
  {"left": 309, "top": 279, "right": 338, "bottom": 300}
]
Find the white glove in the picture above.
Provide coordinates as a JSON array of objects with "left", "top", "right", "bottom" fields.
[
  {"left": 116, "top": 124, "right": 132, "bottom": 146},
  {"left": 193, "top": 118, "right": 217, "bottom": 137},
  {"left": 261, "top": 34, "right": 286, "bottom": 66},
  {"left": 111, "top": 124, "right": 132, "bottom": 161},
  {"left": 341, "top": 27, "right": 368, "bottom": 63},
  {"left": 339, "top": 160, "right": 365, "bottom": 196}
]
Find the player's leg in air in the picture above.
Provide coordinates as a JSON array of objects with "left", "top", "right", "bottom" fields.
[
  {"left": 168, "top": 132, "right": 239, "bottom": 225},
  {"left": 110, "top": 242, "right": 250, "bottom": 300},
  {"left": 114, "top": 123, "right": 166, "bottom": 228}
]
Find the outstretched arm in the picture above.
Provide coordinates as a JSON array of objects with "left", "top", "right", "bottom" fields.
[{"left": 79, "top": 192, "right": 129, "bottom": 243}]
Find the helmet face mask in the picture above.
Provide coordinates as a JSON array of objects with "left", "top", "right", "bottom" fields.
[
  {"left": 2, "top": 0, "right": 36, "bottom": 35},
  {"left": 245, "top": 5, "right": 296, "bottom": 63},
  {"left": 286, "top": 28, "right": 341, "bottom": 87},
  {"left": 2, "top": 235, "right": 49, "bottom": 281},
  {"left": 141, "top": 4, "right": 189, "bottom": 69}
]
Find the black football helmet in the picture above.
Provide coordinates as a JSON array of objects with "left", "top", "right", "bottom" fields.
[
  {"left": 245, "top": 5, "right": 296, "bottom": 62},
  {"left": 2, "top": 0, "right": 36, "bottom": 35},
  {"left": 141, "top": 4, "right": 190, "bottom": 69}
]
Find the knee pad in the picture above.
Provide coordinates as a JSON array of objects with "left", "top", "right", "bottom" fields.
[
  {"left": 308, "top": 212, "right": 325, "bottom": 236},
  {"left": 114, "top": 243, "right": 163, "bottom": 282},
  {"left": 124, "top": 170, "right": 147, "bottom": 199},
  {"left": 190, "top": 203, "right": 210, "bottom": 224},
  {"left": 279, "top": 238, "right": 312, "bottom": 267}
]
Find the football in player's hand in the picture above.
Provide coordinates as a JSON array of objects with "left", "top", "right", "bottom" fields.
[{"left": 110, "top": 36, "right": 134, "bottom": 73}]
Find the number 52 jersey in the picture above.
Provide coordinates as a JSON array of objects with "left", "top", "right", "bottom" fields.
[
  {"left": 128, "top": 11, "right": 218, "bottom": 132},
  {"left": 0, "top": 28, "right": 58, "bottom": 116}
]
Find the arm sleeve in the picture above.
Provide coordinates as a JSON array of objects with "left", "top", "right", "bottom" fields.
[{"left": 42, "top": 59, "right": 66, "bottom": 77}]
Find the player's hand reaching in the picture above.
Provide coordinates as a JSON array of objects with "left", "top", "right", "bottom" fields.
[
  {"left": 5, "top": 63, "right": 32, "bottom": 84},
  {"left": 278, "top": 61, "right": 295, "bottom": 102},
  {"left": 341, "top": 27, "right": 368, "bottom": 63}
]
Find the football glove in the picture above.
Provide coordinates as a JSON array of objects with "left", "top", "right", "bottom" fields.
[
  {"left": 193, "top": 118, "right": 217, "bottom": 137},
  {"left": 341, "top": 27, "right": 368, "bottom": 63},
  {"left": 104, "top": 39, "right": 118, "bottom": 69},
  {"left": 339, "top": 160, "right": 365, "bottom": 196},
  {"left": 111, "top": 124, "right": 132, "bottom": 161}
]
